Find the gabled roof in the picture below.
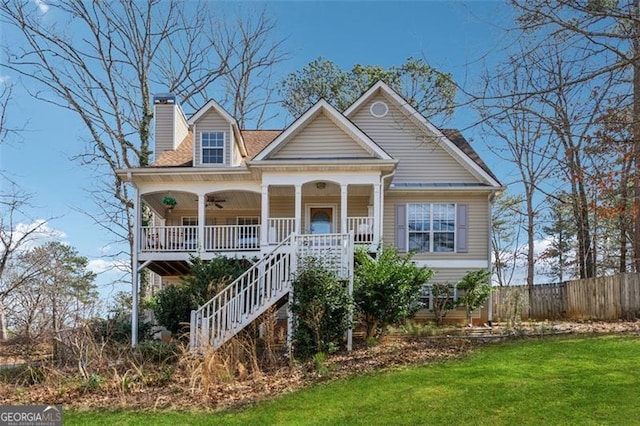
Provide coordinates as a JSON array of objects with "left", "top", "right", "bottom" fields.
[
  {"left": 188, "top": 99, "right": 236, "bottom": 125},
  {"left": 252, "top": 99, "right": 392, "bottom": 162},
  {"left": 344, "top": 81, "right": 502, "bottom": 188},
  {"left": 187, "top": 99, "right": 249, "bottom": 157}
]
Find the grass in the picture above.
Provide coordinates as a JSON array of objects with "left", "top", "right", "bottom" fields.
[{"left": 66, "top": 335, "right": 640, "bottom": 425}]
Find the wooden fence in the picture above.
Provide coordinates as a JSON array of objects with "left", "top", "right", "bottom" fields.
[{"left": 492, "top": 273, "right": 640, "bottom": 321}]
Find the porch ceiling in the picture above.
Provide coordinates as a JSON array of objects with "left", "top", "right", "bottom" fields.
[
  {"left": 144, "top": 190, "right": 261, "bottom": 213},
  {"left": 147, "top": 260, "right": 191, "bottom": 276}
]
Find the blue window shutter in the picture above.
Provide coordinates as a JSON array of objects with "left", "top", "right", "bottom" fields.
[
  {"left": 395, "top": 204, "right": 407, "bottom": 252},
  {"left": 457, "top": 204, "right": 469, "bottom": 253}
]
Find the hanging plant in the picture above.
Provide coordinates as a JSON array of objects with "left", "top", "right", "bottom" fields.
[{"left": 162, "top": 196, "right": 177, "bottom": 207}]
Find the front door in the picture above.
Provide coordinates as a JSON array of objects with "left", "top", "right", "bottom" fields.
[{"left": 309, "top": 207, "right": 333, "bottom": 234}]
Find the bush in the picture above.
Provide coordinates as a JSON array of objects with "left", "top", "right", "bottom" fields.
[
  {"left": 456, "top": 269, "right": 492, "bottom": 326},
  {"left": 431, "top": 282, "right": 456, "bottom": 326},
  {"left": 354, "top": 246, "right": 433, "bottom": 339},
  {"left": 153, "top": 256, "right": 250, "bottom": 334},
  {"left": 291, "top": 258, "right": 352, "bottom": 360}
]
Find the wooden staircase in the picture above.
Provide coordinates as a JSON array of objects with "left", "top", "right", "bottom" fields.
[{"left": 189, "top": 233, "right": 354, "bottom": 351}]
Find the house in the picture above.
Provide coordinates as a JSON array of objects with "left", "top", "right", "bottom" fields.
[{"left": 118, "top": 81, "right": 503, "bottom": 348}]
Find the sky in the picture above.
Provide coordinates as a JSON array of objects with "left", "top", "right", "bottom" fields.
[{"left": 0, "top": 1, "right": 524, "bottom": 303}]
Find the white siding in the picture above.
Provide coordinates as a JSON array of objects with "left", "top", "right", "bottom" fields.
[
  {"left": 272, "top": 113, "right": 373, "bottom": 159},
  {"left": 193, "top": 109, "right": 232, "bottom": 167},
  {"left": 351, "top": 94, "right": 480, "bottom": 184},
  {"left": 382, "top": 192, "right": 489, "bottom": 261}
]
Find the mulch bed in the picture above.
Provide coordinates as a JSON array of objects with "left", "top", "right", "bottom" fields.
[{"left": 1, "top": 320, "right": 639, "bottom": 412}]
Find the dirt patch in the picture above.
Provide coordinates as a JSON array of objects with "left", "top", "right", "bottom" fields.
[{"left": 1, "top": 320, "right": 639, "bottom": 412}]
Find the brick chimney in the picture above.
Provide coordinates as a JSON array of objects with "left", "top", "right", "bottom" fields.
[{"left": 153, "top": 94, "right": 189, "bottom": 157}]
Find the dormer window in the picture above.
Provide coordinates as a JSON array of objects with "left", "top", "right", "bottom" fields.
[{"left": 202, "top": 132, "right": 225, "bottom": 164}]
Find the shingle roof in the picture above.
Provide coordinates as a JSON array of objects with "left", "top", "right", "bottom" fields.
[
  {"left": 242, "top": 130, "right": 282, "bottom": 159},
  {"left": 151, "top": 127, "right": 498, "bottom": 186},
  {"left": 441, "top": 129, "right": 501, "bottom": 185},
  {"left": 152, "top": 132, "right": 193, "bottom": 167},
  {"left": 151, "top": 130, "right": 282, "bottom": 167}
]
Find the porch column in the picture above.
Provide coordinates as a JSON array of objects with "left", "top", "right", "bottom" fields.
[
  {"left": 294, "top": 184, "right": 302, "bottom": 234},
  {"left": 197, "top": 194, "right": 205, "bottom": 254},
  {"left": 373, "top": 183, "right": 381, "bottom": 246},
  {"left": 261, "top": 184, "right": 269, "bottom": 247},
  {"left": 341, "top": 184, "right": 348, "bottom": 234},
  {"left": 131, "top": 188, "right": 140, "bottom": 347}
]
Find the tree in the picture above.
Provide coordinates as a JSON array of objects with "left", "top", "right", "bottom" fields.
[
  {"left": 430, "top": 283, "right": 456, "bottom": 326},
  {"left": 153, "top": 256, "right": 249, "bottom": 334},
  {"left": 279, "top": 56, "right": 456, "bottom": 123},
  {"left": 4, "top": 242, "right": 97, "bottom": 358},
  {"left": 0, "top": 1, "right": 287, "bottom": 295},
  {"left": 353, "top": 246, "right": 433, "bottom": 339},
  {"left": 480, "top": 48, "right": 558, "bottom": 298},
  {"left": 490, "top": 192, "right": 525, "bottom": 287},
  {"left": 541, "top": 195, "right": 575, "bottom": 282},
  {"left": 456, "top": 270, "right": 492, "bottom": 327},
  {"left": 290, "top": 258, "right": 352, "bottom": 359},
  {"left": 0, "top": 180, "right": 52, "bottom": 341},
  {"left": 511, "top": 0, "right": 640, "bottom": 272}
]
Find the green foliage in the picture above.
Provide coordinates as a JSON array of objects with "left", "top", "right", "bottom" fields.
[
  {"left": 430, "top": 282, "right": 456, "bottom": 326},
  {"left": 134, "top": 340, "right": 179, "bottom": 364},
  {"left": 353, "top": 246, "right": 433, "bottom": 339},
  {"left": 456, "top": 269, "right": 492, "bottom": 326},
  {"left": 88, "top": 314, "right": 152, "bottom": 345},
  {"left": 290, "top": 258, "right": 352, "bottom": 360},
  {"left": 279, "top": 56, "right": 456, "bottom": 121},
  {"left": 153, "top": 256, "right": 249, "bottom": 334}
]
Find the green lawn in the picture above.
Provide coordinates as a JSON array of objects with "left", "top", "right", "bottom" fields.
[{"left": 67, "top": 335, "right": 640, "bottom": 425}]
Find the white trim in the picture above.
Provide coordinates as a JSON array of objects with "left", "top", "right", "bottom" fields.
[
  {"left": 253, "top": 99, "right": 392, "bottom": 161},
  {"left": 305, "top": 203, "right": 338, "bottom": 234},
  {"left": 200, "top": 131, "right": 226, "bottom": 165},
  {"left": 406, "top": 202, "right": 456, "bottom": 253},
  {"left": 188, "top": 99, "right": 236, "bottom": 125},
  {"left": 412, "top": 260, "right": 489, "bottom": 269},
  {"left": 344, "top": 81, "right": 501, "bottom": 188},
  {"left": 369, "top": 100, "right": 388, "bottom": 118}
]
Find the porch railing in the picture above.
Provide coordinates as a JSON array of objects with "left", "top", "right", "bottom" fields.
[
  {"left": 141, "top": 225, "right": 198, "bottom": 252},
  {"left": 347, "top": 216, "right": 374, "bottom": 244},
  {"left": 267, "top": 218, "right": 295, "bottom": 244},
  {"left": 204, "top": 224, "right": 260, "bottom": 251}
]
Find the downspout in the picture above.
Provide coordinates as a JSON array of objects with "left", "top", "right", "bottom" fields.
[
  {"left": 379, "top": 170, "right": 396, "bottom": 250},
  {"left": 487, "top": 190, "right": 497, "bottom": 326}
]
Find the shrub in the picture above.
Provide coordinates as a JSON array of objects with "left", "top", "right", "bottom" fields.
[
  {"left": 430, "top": 282, "right": 456, "bottom": 326},
  {"left": 290, "top": 258, "right": 352, "bottom": 360},
  {"left": 354, "top": 246, "right": 433, "bottom": 339},
  {"left": 153, "top": 256, "right": 250, "bottom": 334},
  {"left": 456, "top": 269, "right": 492, "bottom": 326}
]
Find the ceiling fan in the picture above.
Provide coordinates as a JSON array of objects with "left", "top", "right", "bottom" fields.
[{"left": 206, "top": 195, "right": 226, "bottom": 209}]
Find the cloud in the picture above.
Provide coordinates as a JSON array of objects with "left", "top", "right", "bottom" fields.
[
  {"left": 87, "top": 258, "right": 129, "bottom": 275},
  {"left": 33, "top": 0, "right": 49, "bottom": 14},
  {"left": 12, "top": 219, "right": 67, "bottom": 249},
  {"left": 0, "top": 75, "right": 10, "bottom": 86}
]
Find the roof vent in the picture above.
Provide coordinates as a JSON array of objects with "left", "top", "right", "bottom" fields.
[
  {"left": 154, "top": 93, "right": 176, "bottom": 104},
  {"left": 370, "top": 101, "right": 388, "bottom": 118}
]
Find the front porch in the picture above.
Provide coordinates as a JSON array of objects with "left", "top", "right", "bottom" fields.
[
  {"left": 140, "top": 216, "right": 374, "bottom": 255},
  {"left": 137, "top": 178, "right": 382, "bottom": 265}
]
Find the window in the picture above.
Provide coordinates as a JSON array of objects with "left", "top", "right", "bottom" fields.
[
  {"left": 408, "top": 203, "right": 455, "bottom": 252},
  {"left": 419, "top": 284, "right": 457, "bottom": 310},
  {"left": 201, "top": 132, "right": 225, "bottom": 164},
  {"left": 182, "top": 217, "right": 198, "bottom": 250}
]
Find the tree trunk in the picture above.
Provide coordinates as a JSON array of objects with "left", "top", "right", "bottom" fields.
[
  {"left": 633, "top": 0, "right": 640, "bottom": 273},
  {"left": 0, "top": 301, "right": 7, "bottom": 341}
]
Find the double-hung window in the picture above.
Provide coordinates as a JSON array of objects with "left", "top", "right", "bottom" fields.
[
  {"left": 408, "top": 203, "right": 455, "bottom": 252},
  {"left": 201, "top": 132, "right": 225, "bottom": 164}
]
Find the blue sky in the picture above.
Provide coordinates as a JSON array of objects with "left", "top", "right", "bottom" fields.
[{"left": 0, "top": 1, "right": 519, "bottom": 301}]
